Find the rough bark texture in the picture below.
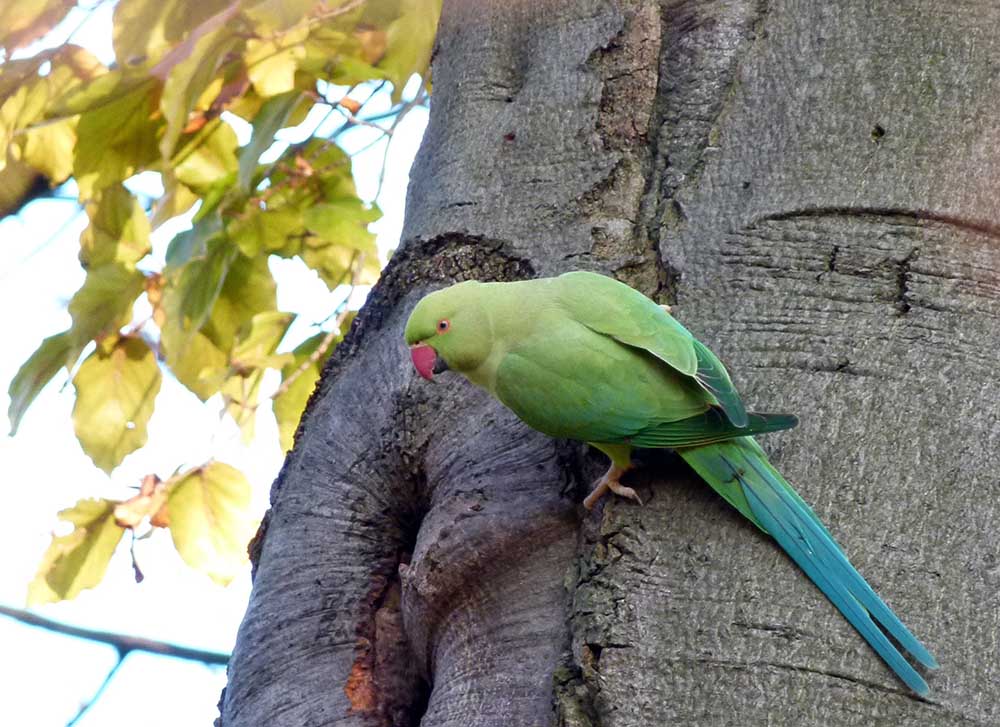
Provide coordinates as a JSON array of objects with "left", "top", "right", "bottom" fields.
[{"left": 221, "top": 1, "right": 1000, "bottom": 725}]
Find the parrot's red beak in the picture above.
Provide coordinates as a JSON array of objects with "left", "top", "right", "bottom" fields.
[{"left": 410, "top": 344, "right": 439, "bottom": 381}]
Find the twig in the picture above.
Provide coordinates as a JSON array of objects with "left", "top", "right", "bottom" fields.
[
  {"left": 0, "top": 207, "right": 85, "bottom": 283},
  {"left": 374, "top": 86, "right": 428, "bottom": 202},
  {"left": 0, "top": 604, "right": 230, "bottom": 665},
  {"left": 271, "top": 252, "right": 364, "bottom": 400},
  {"left": 66, "top": 654, "right": 126, "bottom": 727}
]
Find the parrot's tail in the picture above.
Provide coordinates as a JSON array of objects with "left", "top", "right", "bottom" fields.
[{"left": 678, "top": 437, "right": 938, "bottom": 695}]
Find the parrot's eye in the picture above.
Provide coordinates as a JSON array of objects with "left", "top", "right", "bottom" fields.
[{"left": 437, "top": 319, "right": 451, "bottom": 333}]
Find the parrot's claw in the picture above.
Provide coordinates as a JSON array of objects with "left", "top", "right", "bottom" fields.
[
  {"left": 607, "top": 479, "right": 643, "bottom": 505},
  {"left": 583, "top": 464, "right": 639, "bottom": 509}
]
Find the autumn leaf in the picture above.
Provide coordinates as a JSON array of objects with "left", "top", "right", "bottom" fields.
[
  {"left": 0, "top": 0, "right": 75, "bottom": 55},
  {"left": 7, "top": 330, "right": 77, "bottom": 436},
  {"left": 114, "top": 474, "right": 170, "bottom": 529},
  {"left": 165, "top": 462, "right": 256, "bottom": 584},
  {"left": 27, "top": 498, "right": 126, "bottom": 605},
  {"left": 274, "top": 327, "right": 343, "bottom": 452},
  {"left": 72, "top": 336, "right": 162, "bottom": 474}
]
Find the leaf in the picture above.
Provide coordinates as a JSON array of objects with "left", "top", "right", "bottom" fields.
[
  {"left": 221, "top": 369, "right": 263, "bottom": 442},
  {"left": 156, "top": 7, "right": 243, "bottom": 162},
  {"left": 354, "top": 27, "right": 388, "bottom": 65},
  {"left": 160, "top": 322, "right": 228, "bottom": 400},
  {"left": 7, "top": 331, "right": 76, "bottom": 435},
  {"left": 72, "top": 79, "right": 160, "bottom": 197},
  {"left": 151, "top": 179, "right": 200, "bottom": 227},
  {"left": 1, "top": 76, "right": 51, "bottom": 155},
  {"left": 67, "top": 263, "right": 145, "bottom": 346},
  {"left": 78, "top": 184, "right": 152, "bottom": 268},
  {"left": 237, "top": 89, "right": 301, "bottom": 192},
  {"left": 228, "top": 205, "right": 303, "bottom": 257},
  {"left": 274, "top": 329, "right": 339, "bottom": 452},
  {"left": 3, "top": 46, "right": 103, "bottom": 181},
  {"left": 113, "top": 474, "right": 169, "bottom": 529},
  {"left": 157, "top": 239, "right": 235, "bottom": 396},
  {"left": 244, "top": 26, "right": 308, "bottom": 98},
  {"left": 201, "top": 251, "right": 278, "bottom": 352},
  {"left": 160, "top": 244, "right": 275, "bottom": 399},
  {"left": 0, "top": 0, "right": 75, "bottom": 55},
  {"left": 301, "top": 237, "right": 380, "bottom": 288},
  {"left": 16, "top": 117, "right": 76, "bottom": 183},
  {"left": 379, "top": 0, "right": 441, "bottom": 102},
  {"left": 173, "top": 239, "right": 238, "bottom": 335},
  {"left": 165, "top": 462, "right": 256, "bottom": 584},
  {"left": 72, "top": 336, "right": 162, "bottom": 474},
  {"left": 27, "top": 498, "right": 126, "bottom": 606},
  {"left": 172, "top": 117, "right": 239, "bottom": 193},
  {"left": 302, "top": 200, "right": 380, "bottom": 249},
  {"left": 112, "top": 0, "right": 234, "bottom": 67},
  {"left": 230, "top": 311, "right": 294, "bottom": 373},
  {"left": 0, "top": 159, "right": 42, "bottom": 217},
  {"left": 242, "top": 0, "right": 317, "bottom": 32},
  {"left": 163, "top": 214, "right": 221, "bottom": 268}
]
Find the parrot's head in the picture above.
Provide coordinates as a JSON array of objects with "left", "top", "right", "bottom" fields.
[{"left": 404, "top": 281, "right": 492, "bottom": 381}]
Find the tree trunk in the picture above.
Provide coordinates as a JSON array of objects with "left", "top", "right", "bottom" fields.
[{"left": 220, "top": 1, "right": 1000, "bottom": 725}]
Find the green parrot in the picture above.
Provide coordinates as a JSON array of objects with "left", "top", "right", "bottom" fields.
[{"left": 404, "top": 270, "right": 937, "bottom": 695}]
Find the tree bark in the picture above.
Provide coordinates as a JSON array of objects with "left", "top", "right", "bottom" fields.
[{"left": 221, "top": 1, "right": 1000, "bottom": 725}]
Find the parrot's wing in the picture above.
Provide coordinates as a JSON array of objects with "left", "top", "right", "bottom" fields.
[
  {"left": 494, "top": 318, "right": 795, "bottom": 448},
  {"left": 494, "top": 320, "right": 710, "bottom": 444},
  {"left": 556, "top": 271, "right": 748, "bottom": 427},
  {"left": 626, "top": 409, "right": 797, "bottom": 448}
]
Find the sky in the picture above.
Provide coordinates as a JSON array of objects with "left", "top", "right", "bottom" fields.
[{"left": 0, "top": 5, "right": 428, "bottom": 725}]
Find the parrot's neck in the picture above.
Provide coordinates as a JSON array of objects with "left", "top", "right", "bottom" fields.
[
  {"left": 458, "top": 278, "right": 561, "bottom": 393},
  {"left": 463, "top": 344, "right": 508, "bottom": 394}
]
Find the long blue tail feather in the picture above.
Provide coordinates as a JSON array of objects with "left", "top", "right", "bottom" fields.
[{"left": 680, "top": 437, "right": 936, "bottom": 695}]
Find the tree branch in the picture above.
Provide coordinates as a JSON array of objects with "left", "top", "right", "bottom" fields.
[{"left": 0, "top": 604, "right": 230, "bottom": 665}]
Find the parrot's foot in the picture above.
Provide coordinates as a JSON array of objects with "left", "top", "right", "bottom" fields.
[{"left": 583, "top": 464, "right": 641, "bottom": 510}]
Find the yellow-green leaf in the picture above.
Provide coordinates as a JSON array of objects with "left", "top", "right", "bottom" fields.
[
  {"left": 245, "top": 26, "right": 308, "bottom": 98},
  {"left": 230, "top": 311, "right": 294, "bottom": 373},
  {"left": 173, "top": 118, "right": 239, "bottom": 193},
  {"left": 72, "top": 79, "right": 160, "bottom": 197},
  {"left": 274, "top": 328, "right": 340, "bottom": 452},
  {"left": 7, "top": 330, "right": 77, "bottom": 436},
  {"left": 27, "top": 498, "right": 126, "bottom": 606},
  {"left": 161, "top": 323, "right": 228, "bottom": 400},
  {"left": 165, "top": 462, "right": 256, "bottom": 584},
  {"left": 157, "top": 17, "right": 241, "bottom": 162},
  {"left": 201, "top": 252, "right": 278, "bottom": 352},
  {"left": 379, "top": 0, "right": 441, "bottom": 102},
  {"left": 302, "top": 199, "right": 380, "bottom": 249},
  {"left": 242, "top": 0, "right": 317, "bottom": 32},
  {"left": 228, "top": 205, "right": 303, "bottom": 257},
  {"left": 79, "top": 184, "right": 152, "bottom": 268},
  {"left": 222, "top": 369, "right": 263, "bottom": 442},
  {"left": 16, "top": 117, "right": 76, "bottom": 182},
  {"left": 301, "top": 236, "right": 380, "bottom": 288},
  {"left": 112, "top": 0, "right": 234, "bottom": 67},
  {"left": 173, "top": 239, "right": 238, "bottom": 334},
  {"left": 68, "top": 263, "right": 145, "bottom": 346},
  {"left": 237, "top": 89, "right": 301, "bottom": 192},
  {"left": 0, "top": 0, "right": 75, "bottom": 55},
  {"left": 72, "top": 336, "right": 162, "bottom": 474}
]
